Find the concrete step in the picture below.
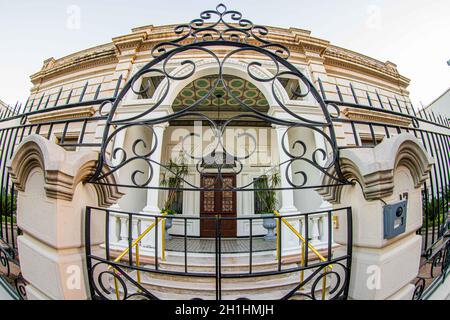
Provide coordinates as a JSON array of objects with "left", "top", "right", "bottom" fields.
[{"left": 115, "top": 267, "right": 329, "bottom": 300}]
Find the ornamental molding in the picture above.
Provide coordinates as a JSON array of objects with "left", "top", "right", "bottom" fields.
[
  {"left": 31, "top": 23, "right": 408, "bottom": 89},
  {"left": 318, "top": 133, "right": 434, "bottom": 203},
  {"left": 342, "top": 107, "right": 412, "bottom": 127},
  {"left": 324, "top": 57, "right": 410, "bottom": 88},
  {"left": 31, "top": 46, "right": 118, "bottom": 84},
  {"left": 325, "top": 46, "right": 398, "bottom": 75},
  {"left": 7, "top": 135, "right": 123, "bottom": 206},
  {"left": 27, "top": 106, "right": 96, "bottom": 124},
  {"left": 324, "top": 46, "right": 411, "bottom": 87}
]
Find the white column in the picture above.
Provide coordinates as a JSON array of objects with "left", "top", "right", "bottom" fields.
[
  {"left": 274, "top": 125, "right": 302, "bottom": 257},
  {"left": 141, "top": 124, "right": 167, "bottom": 253},
  {"left": 310, "top": 216, "right": 321, "bottom": 245},
  {"left": 274, "top": 125, "right": 298, "bottom": 214},
  {"left": 109, "top": 129, "right": 127, "bottom": 246},
  {"left": 142, "top": 123, "right": 168, "bottom": 214},
  {"left": 119, "top": 216, "right": 128, "bottom": 245},
  {"left": 314, "top": 130, "right": 333, "bottom": 211}
]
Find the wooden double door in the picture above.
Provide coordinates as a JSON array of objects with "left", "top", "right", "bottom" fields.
[{"left": 200, "top": 174, "right": 237, "bottom": 238}]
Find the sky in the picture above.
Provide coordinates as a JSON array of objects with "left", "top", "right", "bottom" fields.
[{"left": 0, "top": 0, "right": 449, "bottom": 108}]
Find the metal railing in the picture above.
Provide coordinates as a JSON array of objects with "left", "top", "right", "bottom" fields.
[
  {"left": 0, "top": 77, "right": 123, "bottom": 299},
  {"left": 85, "top": 206, "right": 353, "bottom": 300},
  {"left": 320, "top": 82, "right": 450, "bottom": 299},
  {"left": 274, "top": 210, "right": 332, "bottom": 300}
]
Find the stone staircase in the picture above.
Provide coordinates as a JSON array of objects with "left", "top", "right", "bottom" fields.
[{"left": 111, "top": 252, "right": 331, "bottom": 300}]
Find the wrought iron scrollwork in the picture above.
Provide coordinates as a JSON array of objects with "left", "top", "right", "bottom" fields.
[
  {"left": 412, "top": 240, "right": 450, "bottom": 300},
  {"left": 283, "top": 262, "right": 350, "bottom": 300},
  {"left": 89, "top": 261, "right": 158, "bottom": 300},
  {"left": 0, "top": 246, "right": 27, "bottom": 300},
  {"left": 151, "top": 4, "right": 291, "bottom": 60},
  {"left": 90, "top": 3, "right": 347, "bottom": 192}
]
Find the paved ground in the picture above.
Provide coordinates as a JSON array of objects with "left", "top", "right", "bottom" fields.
[{"left": 166, "top": 236, "right": 276, "bottom": 253}]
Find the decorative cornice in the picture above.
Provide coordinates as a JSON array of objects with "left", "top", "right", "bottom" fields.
[
  {"left": 31, "top": 44, "right": 118, "bottom": 84},
  {"left": 342, "top": 107, "right": 412, "bottom": 127},
  {"left": 30, "top": 23, "right": 410, "bottom": 91},
  {"left": 112, "top": 31, "right": 148, "bottom": 55},
  {"left": 7, "top": 135, "right": 123, "bottom": 207},
  {"left": 27, "top": 106, "right": 96, "bottom": 124},
  {"left": 323, "top": 46, "right": 410, "bottom": 87}
]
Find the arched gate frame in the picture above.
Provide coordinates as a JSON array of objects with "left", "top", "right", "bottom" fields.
[{"left": 86, "top": 3, "right": 353, "bottom": 301}]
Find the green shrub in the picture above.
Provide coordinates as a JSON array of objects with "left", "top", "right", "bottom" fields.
[
  {"left": 423, "top": 186, "right": 449, "bottom": 228},
  {"left": 0, "top": 193, "right": 16, "bottom": 214}
]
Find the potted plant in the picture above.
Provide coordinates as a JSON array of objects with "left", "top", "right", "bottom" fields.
[
  {"left": 254, "top": 172, "right": 281, "bottom": 241},
  {"left": 160, "top": 158, "right": 188, "bottom": 240}
]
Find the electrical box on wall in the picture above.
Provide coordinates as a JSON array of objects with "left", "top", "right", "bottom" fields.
[{"left": 383, "top": 200, "right": 408, "bottom": 239}]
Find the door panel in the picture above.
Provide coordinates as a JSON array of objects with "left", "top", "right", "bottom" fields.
[{"left": 200, "top": 174, "right": 237, "bottom": 238}]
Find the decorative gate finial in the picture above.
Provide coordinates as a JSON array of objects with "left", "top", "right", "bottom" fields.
[{"left": 152, "top": 3, "right": 290, "bottom": 59}]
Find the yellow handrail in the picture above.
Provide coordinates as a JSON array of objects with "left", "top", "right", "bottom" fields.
[
  {"left": 113, "top": 212, "right": 168, "bottom": 263},
  {"left": 110, "top": 212, "right": 168, "bottom": 299},
  {"left": 274, "top": 210, "right": 331, "bottom": 300},
  {"left": 274, "top": 211, "right": 329, "bottom": 264}
]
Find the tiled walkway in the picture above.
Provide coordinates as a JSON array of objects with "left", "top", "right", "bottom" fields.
[{"left": 166, "top": 237, "right": 276, "bottom": 253}]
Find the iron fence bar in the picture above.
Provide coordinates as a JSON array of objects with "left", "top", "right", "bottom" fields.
[
  {"left": 9, "top": 184, "right": 15, "bottom": 251},
  {"left": 349, "top": 83, "right": 359, "bottom": 104},
  {"left": 317, "top": 78, "right": 327, "bottom": 100},
  {"left": 5, "top": 127, "right": 20, "bottom": 246},
  {"left": 215, "top": 216, "right": 219, "bottom": 300},
  {"left": 304, "top": 213, "right": 309, "bottom": 267},
  {"left": 249, "top": 218, "right": 253, "bottom": 275},
  {"left": 128, "top": 213, "right": 133, "bottom": 267},
  {"left": 419, "top": 130, "right": 437, "bottom": 250},
  {"left": 0, "top": 98, "right": 113, "bottom": 124},
  {"left": 376, "top": 90, "right": 384, "bottom": 109},
  {"left": 350, "top": 121, "right": 359, "bottom": 146},
  {"left": 277, "top": 216, "right": 282, "bottom": 272},
  {"left": 0, "top": 129, "right": 8, "bottom": 239},
  {"left": 327, "top": 211, "right": 332, "bottom": 261},
  {"left": 383, "top": 125, "right": 390, "bottom": 138},
  {"left": 79, "top": 120, "right": 88, "bottom": 144},
  {"left": 422, "top": 181, "right": 430, "bottom": 250},
  {"left": 431, "top": 133, "right": 446, "bottom": 237},
  {"left": 84, "top": 207, "right": 95, "bottom": 299},
  {"left": 65, "top": 89, "right": 74, "bottom": 105},
  {"left": 94, "top": 84, "right": 102, "bottom": 100},
  {"left": 36, "top": 94, "right": 44, "bottom": 111},
  {"left": 0, "top": 129, "right": 13, "bottom": 241},
  {"left": 54, "top": 87, "right": 63, "bottom": 107},
  {"left": 218, "top": 217, "right": 222, "bottom": 300},
  {"left": 344, "top": 207, "right": 353, "bottom": 299},
  {"left": 43, "top": 96, "right": 50, "bottom": 109},
  {"left": 105, "top": 210, "right": 110, "bottom": 261},
  {"left": 336, "top": 85, "right": 343, "bottom": 102},
  {"left": 424, "top": 131, "right": 439, "bottom": 243},
  {"left": 388, "top": 99, "right": 395, "bottom": 111},
  {"left": 368, "top": 123, "right": 377, "bottom": 145},
  {"left": 184, "top": 218, "right": 188, "bottom": 274},
  {"left": 441, "top": 134, "right": 450, "bottom": 219},
  {"left": 155, "top": 216, "right": 159, "bottom": 271},
  {"left": 366, "top": 92, "right": 373, "bottom": 108},
  {"left": 46, "top": 123, "right": 54, "bottom": 140},
  {"left": 327, "top": 99, "right": 449, "bottom": 130},
  {"left": 79, "top": 82, "right": 88, "bottom": 103}
]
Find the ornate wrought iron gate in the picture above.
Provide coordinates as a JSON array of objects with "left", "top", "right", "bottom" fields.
[
  {"left": 84, "top": 3, "right": 353, "bottom": 300},
  {"left": 0, "top": 3, "right": 447, "bottom": 300}
]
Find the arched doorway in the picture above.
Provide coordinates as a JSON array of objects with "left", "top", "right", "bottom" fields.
[{"left": 171, "top": 75, "right": 271, "bottom": 237}]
